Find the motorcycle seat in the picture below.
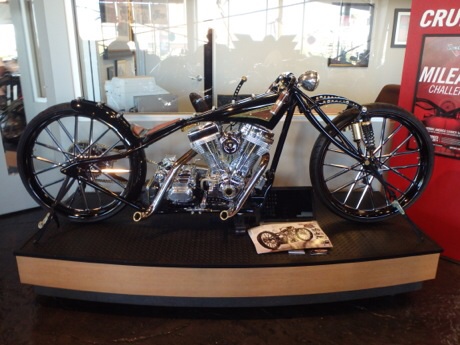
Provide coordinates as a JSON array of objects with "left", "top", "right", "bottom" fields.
[{"left": 131, "top": 118, "right": 181, "bottom": 138}]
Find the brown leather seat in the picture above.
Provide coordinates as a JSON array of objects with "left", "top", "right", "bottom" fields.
[{"left": 375, "top": 84, "right": 400, "bottom": 105}]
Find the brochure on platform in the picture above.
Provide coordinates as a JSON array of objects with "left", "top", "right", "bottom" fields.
[{"left": 248, "top": 221, "right": 332, "bottom": 254}]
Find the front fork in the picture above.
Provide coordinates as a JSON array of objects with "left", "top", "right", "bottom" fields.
[
  {"left": 350, "top": 107, "right": 376, "bottom": 160},
  {"left": 350, "top": 107, "right": 388, "bottom": 189},
  {"left": 350, "top": 108, "right": 408, "bottom": 214}
]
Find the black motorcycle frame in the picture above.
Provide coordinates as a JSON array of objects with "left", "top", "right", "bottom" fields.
[
  {"left": 62, "top": 73, "right": 363, "bottom": 214},
  {"left": 18, "top": 69, "right": 436, "bottom": 243}
]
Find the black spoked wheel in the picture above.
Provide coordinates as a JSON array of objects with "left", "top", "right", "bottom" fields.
[
  {"left": 17, "top": 103, "right": 146, "bottom": 222},
  {"left": 310, "top": 103, "right": 434, "bottom": 222}
]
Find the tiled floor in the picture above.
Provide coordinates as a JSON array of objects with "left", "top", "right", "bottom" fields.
[{"left": 1, "top": 208, "right": 459, "bottom": 345}]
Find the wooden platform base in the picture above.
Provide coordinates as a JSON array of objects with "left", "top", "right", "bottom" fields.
[
  {"left": 14, "top": 190, "right": 442, "bottom": 307},
  {"left": 17, "top": 254, "right": 437, "bottom": 307}
]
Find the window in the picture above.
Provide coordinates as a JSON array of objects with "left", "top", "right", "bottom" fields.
[{"left": 74, "top": 1, "right": 393, "bottom": 114}]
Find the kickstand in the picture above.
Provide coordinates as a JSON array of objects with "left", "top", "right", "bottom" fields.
[
  {"left": 391, "top": 200, "right": 424, "bottom": 242},
  {"left": 366, "top": 167, "right": 425, "bottom": 242},
  {"left": 33, "top": 175, "right": 72, "bottom": 244},
  {"left": 33, "top": 209, "right": 60, "bottom": 244}
]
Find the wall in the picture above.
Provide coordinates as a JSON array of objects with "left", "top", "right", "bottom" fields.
[
  {"left": 369, "top": 0, "right": 411, "bottom": 100},
  {"left": 331, "top": 0, "right": 410, "bottom": 103}
]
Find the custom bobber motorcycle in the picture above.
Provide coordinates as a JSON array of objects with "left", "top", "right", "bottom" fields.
[{"left": 17, "top": 71, "right": 434, "bottom": 233}]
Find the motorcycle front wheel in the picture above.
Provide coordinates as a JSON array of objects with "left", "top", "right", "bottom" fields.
[
  {"left": 17, "top": 103, "right": 146, "bottom": 222},
  {"left": 310, "top": 103, "right": 434, "bottom": 223}
]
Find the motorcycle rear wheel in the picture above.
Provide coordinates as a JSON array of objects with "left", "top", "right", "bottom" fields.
[
  {"left": 310, "top": 103, "right": 434, "bottom": 223},
  {"left": 17, "top": 103, "right": 146, "bottom": 222}
]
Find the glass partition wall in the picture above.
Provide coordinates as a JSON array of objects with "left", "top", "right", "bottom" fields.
[{"left": 74, "top": 0, "right": 405, "bottom": 114}]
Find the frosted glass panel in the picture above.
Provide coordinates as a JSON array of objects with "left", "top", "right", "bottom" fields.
[
  {"left": 75, "top": 0, "right": 204, "bottom": 113},
  {"left": 74, "top": 0, "right": 405, "bottom": 113},
  {"left": 202, "top": 1, "right": 374, "bottom": 102}
]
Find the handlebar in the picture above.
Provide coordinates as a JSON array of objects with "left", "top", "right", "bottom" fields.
[{"left": 231, "top": 73, "right": 297, "bottom": 101}]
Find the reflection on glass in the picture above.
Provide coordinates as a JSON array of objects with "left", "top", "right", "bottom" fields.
[
  {"left": 327, "top": 3, "right": 374, "bottom": 67},
  {"left": 0, "top": 3, "right": 26, "bottom": 175},
  {"left": 75, "top": 0, "right": 375, "bottom": 113},
  {"left": 76, "top": 0, "right": 203, "bottom": 113}
]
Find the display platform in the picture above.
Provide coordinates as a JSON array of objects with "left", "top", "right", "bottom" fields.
[{"left": 14, "top": 188, "right": 442, "bottom": 307}]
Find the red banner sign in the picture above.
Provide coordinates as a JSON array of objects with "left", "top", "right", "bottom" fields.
[
  {"left": 413, "top": 35, "right": 460, "bottom": 159},
  {"left": 399, "top": 3, "right": 460, "bottom": 260}
]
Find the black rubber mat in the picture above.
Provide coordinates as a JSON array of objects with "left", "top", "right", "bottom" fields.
[{"left": 15, "top": 188, "right": 442, "bottom": 268}]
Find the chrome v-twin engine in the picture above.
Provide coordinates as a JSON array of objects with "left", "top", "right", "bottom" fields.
[
  {"left": 143, "top": 122, "right": 274, "bottom": 220},
  {"left": 188, "top": 122, "right": 274, "bottom": 201}
]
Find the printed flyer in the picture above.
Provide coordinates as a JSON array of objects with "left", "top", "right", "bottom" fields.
[
  {"left": 413, "top": 35, "right": 460, "bottom": 159},
  {"left": 248, "top": 221, "right": 332, "bottom": 254}
]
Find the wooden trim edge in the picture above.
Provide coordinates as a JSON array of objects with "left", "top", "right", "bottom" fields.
[{"left": 16, "top": 253, "right": 440, "bottom": 298}]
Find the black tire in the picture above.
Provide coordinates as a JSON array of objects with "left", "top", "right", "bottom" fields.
[
  {"left": 17, "top": 103, "right": 146, "bottom": 222},
  {"left": 310, "top": 103, "right": 434, "bottom": 222},
  {"left": 257, "top": 231, "right": 280, "bottom": 250}
]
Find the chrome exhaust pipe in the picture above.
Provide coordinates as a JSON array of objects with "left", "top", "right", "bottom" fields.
[
  {"left": 133, "top": 149, "right": 197, "bottom": 222},
  {"left": 219, "top": 153, "right": 270, "bottom": 220},
  {"left": 219, "top": 210, "right": 230, "bottom": 221}
]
